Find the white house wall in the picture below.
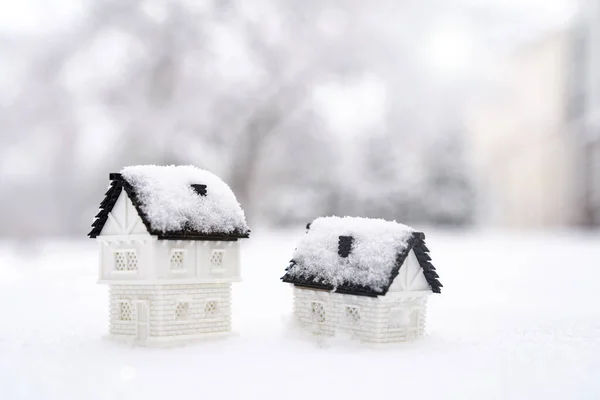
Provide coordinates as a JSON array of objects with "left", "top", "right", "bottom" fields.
[
  {"left": 98, "top": 216, "right": 120, "bottom": 235},
  {"left": 154, "top": 240, "right": 198, "bottom": 280},
  {"left": 99, "top": 239, "right": 241, "bottom": 283},
  {"left": 293, "top": 287, "right": 429, "bottom": 343},
  {"left": 153, "top": 240, "right": 241, "bottom": 281},
  {"left": 389, "top": 250, "right": 431, "bottom": 292},
  {"left": 109, "top": 283, "right": 232, "bottom": 340},
  {"left": 196, "top": 241, "right": 240, "bottom": 280}
]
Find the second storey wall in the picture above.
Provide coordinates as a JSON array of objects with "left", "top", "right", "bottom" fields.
[
  {"left": 99, "top": 238, "right": 241, "bottom": 283},
  {"left": 154, "top": 240, "right": 241, "bottom": 281},
  {"left": 99, "top": 239, "right": 155, "bottom": 281}
]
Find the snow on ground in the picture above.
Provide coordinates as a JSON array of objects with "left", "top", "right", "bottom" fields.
[{"left": 1, "top": 229, "right": 599, "bottom": 399}]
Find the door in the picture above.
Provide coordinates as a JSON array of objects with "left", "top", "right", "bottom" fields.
[
  {"left": 136, "top": 302, "right": 149, "bottom": 341},
  {"left": 406, "top": 309, "right": 419, "bottom": 341}
]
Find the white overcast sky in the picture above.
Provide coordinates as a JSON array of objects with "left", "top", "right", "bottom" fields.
[
  {"left": 0, "top": 0, "right": 578, "bottom": 34},
  {"left": 0, "top": 0, "right": 581, "bottom": 141},
  {"left": 0, "top": 0, "right": 81, "bottom": 33}
]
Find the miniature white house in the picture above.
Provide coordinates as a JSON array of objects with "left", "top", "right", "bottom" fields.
[
  {"left": 282, "top": 216, "right": 442, "bottom": 343},
  {"left": 89, "top": 165, "right": 250, "bottom": 345}
]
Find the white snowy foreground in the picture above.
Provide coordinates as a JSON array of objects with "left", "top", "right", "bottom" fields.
[{"left": 1, "top": 230, "right": 599, "bottom": 399}]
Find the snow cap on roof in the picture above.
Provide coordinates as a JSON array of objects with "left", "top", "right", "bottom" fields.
[
  {"left": 287, "top": 216, "right": 416, "bottom": 292},
  {"left": 121, "top": 165, "right": 249, "bottom": 235}
]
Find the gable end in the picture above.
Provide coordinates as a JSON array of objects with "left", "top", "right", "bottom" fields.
[
  {"left": 88, "top": 178, "right": 154, "bottom": 238},
  {"left": 412, "top": 237, "right": 442, "bottom": 293},
  {"left": 89, "top": 180, "right": 123, "bottom": 238},
  {"left": 387, "top": 232, "right": 442, "bottom": 294}
]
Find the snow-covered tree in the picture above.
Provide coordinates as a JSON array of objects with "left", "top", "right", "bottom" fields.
[{"left": 422, "top": 130, "right": 475, "bottom": 225}]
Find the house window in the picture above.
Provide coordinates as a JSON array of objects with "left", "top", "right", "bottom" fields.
[
  {"left": 114, "top": 251, "right": 138, "bottom": 271},
  {"left": 204, "top": 300, "right": 218, "bottom": 317},
  {"left": 175, "top": 302, "right": 189, "bottom": 320},
  {"left": 210, "top": 250, "right": 225, "bottom": 271},
  {"left": 311, "top": 301, "right": 326, "bottom": 323},
  {"left": 345, "top": 306, "right": 361, "bottom": 324},
  {"left": 119, "top": 302, "right": 134, "bottom": 321},
  {"left": 170, "top": 250, "right": 185, "bottom": 271}
]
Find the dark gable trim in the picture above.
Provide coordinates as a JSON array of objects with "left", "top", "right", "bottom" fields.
[
  {"left": 412, "top": 233, "right": 442, "bottom": 293},
  {"left": 89, "top": 179, "right": 125, "bottom": 238},
  {"left": 281, "top": 231, "right": 442, "bottom": 297},
  {"left": 89, "top": 173, "right": 250, "bottom": 241}
]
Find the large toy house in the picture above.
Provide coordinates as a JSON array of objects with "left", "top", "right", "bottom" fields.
[{"left": 89, "top": 165, "right": 250, "bottom": 345}]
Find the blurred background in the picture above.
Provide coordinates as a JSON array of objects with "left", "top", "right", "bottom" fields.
[{"left": 0, "top": 0, "right": 597, "bottom": 238}]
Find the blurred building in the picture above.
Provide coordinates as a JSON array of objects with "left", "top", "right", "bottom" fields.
[
  {"left": 467, "top": 30, "right": 579, "bottom": 228},
  {"left": 568, "top": 0, "right": 600, "bottom": 226}
]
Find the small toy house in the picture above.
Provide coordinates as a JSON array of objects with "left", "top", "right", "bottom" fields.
[
  {"left": 89, "top": 165, "right": 250, "bottom": 345},
  {"left": 282, "top": 216, "right": 441, "bottom": 343}
]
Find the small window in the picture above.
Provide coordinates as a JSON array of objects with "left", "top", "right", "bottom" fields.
[
  {"left": 119, "top": 302, "right": 134, "bottom": 321},
  {"left": 175, "top": 302, "right": 189, "bottom": 320},
  {"left": 311, "top": 301, "right": 326, "bottom": 323},
  {"left": 114, "top": 251, "right": 137, "bottom": 271},
  {"left": 204, "top": 300, "right": 218, "bottom": 317},
  {"left": 210, "top": 250, "right": 225, "bottom": 270},
  {"left": 170, "top": 250, "right": 185, "bottom": 271},
  {"left": 345, "top": 306, "right": 361, "bottom": 324}
]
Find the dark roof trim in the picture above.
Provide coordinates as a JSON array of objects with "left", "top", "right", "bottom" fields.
[
  {"left": 157, "top": 233, "right": 246, "bottom": 241},
  {"left": 89, "top": 173, "right": 250, "bottom": 240},
  {"left": 281, "top": 231, "right": 442, "bottom": 297},
  {"left": 292, "top": 283, "right": 380, "bottom": 298},
  {"left": 89, "top": 179, "right": 126, "bottom": 238}
]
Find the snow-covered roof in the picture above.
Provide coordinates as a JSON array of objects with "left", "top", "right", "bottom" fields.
[
  {"left": 89, "top": 165, "right": 250, "bottom": 240},
  {"left": 282, "top": 216, "right": 441, "bottom": 296}
]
